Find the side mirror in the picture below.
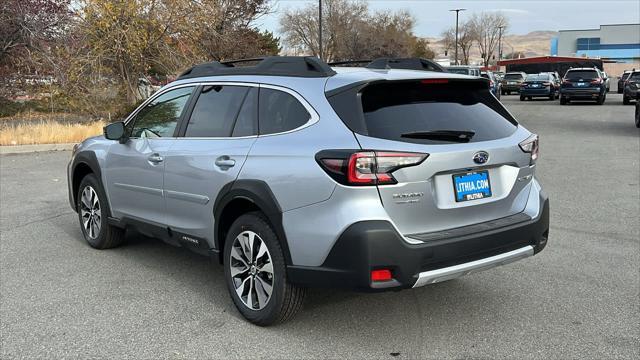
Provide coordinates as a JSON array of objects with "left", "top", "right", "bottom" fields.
[{"left": 104, "top": 121, "right": 127, "bottom": 143}]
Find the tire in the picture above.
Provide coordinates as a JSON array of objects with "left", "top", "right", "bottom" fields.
[
  {"left": 549, "top": 93, "right": 555, "bottom": 100},
  {"left": 77, "top": 174, "right": 125, "bottom": 249},
  {"left": 623, "top": 96, "right": 630, "bottom": 105},
  {"left": 506, "top": 91, "right": 511, "bottom": 95},
  {"left": 501, "top": 90, "right": 505, "bottom": 96},
  {"left": 528, "top": 96, "right": 532, "bottom": 101},
  {"left": 635, "top": 104, "right": 640, "bottom": 128},
  {"left": 223, "top": 212, "right": 306, "bottom": 326},
  {"left": 520, "top": 95, "right": 525, "bottom": 101},
  {"left": 560, "top": 96, "right": 567, "bottom": 105},
  {"left": 596, "top": 95, "right": 604, "bottom": 105}
]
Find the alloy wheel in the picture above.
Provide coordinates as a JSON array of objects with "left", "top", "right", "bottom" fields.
[
  {"left": 80, "top": 186, "right": 101, "bottom": 239},
  {"left": 229, "top": 231, "right": 274, "bottom": 310}
]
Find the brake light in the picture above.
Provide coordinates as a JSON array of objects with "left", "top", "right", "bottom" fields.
[
  {"left": 489, "top": 80, "right": 494, "bottom": 87},
  {"left": 590, "top": 79, "right": 602, "bottom": 84},
  {"left": 542, "top": 82, "right": 551, "bottom": 86},
  {"left": 316, "top": 150, "right": 428, "bottom": 186},
  {"left": 519, "top": 134, "right": 539, "bottom": 165},
  {"left": 562, "top": 79, "right": 571, "bottom": 84},
  {"left": 521, "top": 82, "right": 528, "bottom": 87}
]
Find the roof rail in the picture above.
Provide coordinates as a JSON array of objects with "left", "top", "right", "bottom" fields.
[
  {"left": 327, "top": 60, "right": 372, "bottom": 67},
  {"left": 328, "top": 57, "right": 446, "bottom": 72},
  {"left": 367, "top": 58, "right": 446, "bottom": 72},
  {"left": 177, "top": 56, "right": 336, "bottom": 80}
]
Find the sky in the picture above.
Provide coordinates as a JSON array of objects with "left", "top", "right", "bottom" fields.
[{"left": 256, "top": 0, "right": 640, "bottom": 38}]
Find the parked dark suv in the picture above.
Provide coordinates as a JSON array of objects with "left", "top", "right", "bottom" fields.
[
  {"left": 501, "top": 72, "right": 527, "bottom": 95},
  {"left": 618, "top": 70, "right": 632, "bottom": 93},
  {"left": 560, "top": 68, "right": 607, "bottom": 105},
  {"left": 622, "top": 70, "right": 640, "bottom": 105}
]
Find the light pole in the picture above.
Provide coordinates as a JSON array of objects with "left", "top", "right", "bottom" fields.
[
  {"left": 449, "top": 8, "right": 466, "bottom": 65},
  {"left": 318, "top": 0, "right": 323, "bottom": 60}
]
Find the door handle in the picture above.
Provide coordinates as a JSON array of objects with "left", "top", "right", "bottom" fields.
[
  {"left": 215, "top": 156, "right": 236, "bottom": 169},
  {"left": 148, "top": 153, "right": 164, "bottom": 164}
]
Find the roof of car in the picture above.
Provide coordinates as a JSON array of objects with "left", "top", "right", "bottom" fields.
[{"left": 566, "top": 67, "right": 599, "bottom": 71}]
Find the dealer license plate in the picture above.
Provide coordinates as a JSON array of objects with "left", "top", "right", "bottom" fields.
[{"left": 453, "top": 170, "right": 492, "bottom": 202}]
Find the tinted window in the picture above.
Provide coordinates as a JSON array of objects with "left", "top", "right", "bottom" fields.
[
  {"left": 185, "top": 85, "right": 248, "bottom": 137},
  {"left": 526, "top": 74, "right": 551, "bottom": 81},
  {"left": 130, "top": 87, "right": 194, "bottom": 138},
  {"left": 504, "top": 73, "right": 524, "bottom": 80},
  {"left": 565, "top": 70, "right": 599, "bottom": 80},
  {"left": 232, "top": 88, "right": 258, "bottom": 137},
  {"left": 259, "top": 88, "right": 310, "bottom": 135},
  {"left": 628, "top": 72, "right": 640, "bottom": 80},
  {"left": 621, "top": 73, "right": 631, "bottom": 80},
  {"left": 357, "top": 81, "right": 517, "bottom": 144}
]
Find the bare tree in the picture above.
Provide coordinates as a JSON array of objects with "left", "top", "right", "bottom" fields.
[
  {"left": 441, "top": 21, "right": 476, "bottom": 65},
  {"left": 279, "top": 0, "right": 427, "bottom": 61},
  {"left": 469, "top": 12, "right": 508, "bottom": 67}
]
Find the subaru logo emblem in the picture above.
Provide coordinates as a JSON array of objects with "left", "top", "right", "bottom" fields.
[{"left": 473, "top": 151, "right": 489, "bottom": 164}]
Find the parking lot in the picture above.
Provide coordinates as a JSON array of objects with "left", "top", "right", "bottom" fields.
[{"left": 1, "top": 93, "right": 638, "bottom": 359}]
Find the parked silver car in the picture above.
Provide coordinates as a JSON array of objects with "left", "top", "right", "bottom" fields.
[{"left": 67, "top": 56, "right": 549, "bottom": 325}]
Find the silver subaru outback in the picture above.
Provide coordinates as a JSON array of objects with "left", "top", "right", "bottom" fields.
[{"left": 67, "top": 57, "right": 549, "bottom": 326}]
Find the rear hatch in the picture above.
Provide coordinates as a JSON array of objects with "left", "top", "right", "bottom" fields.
[
  {"left": 327, "top": 79, "right": 537, "bottom": 236},
  {"left": 522, "top": 74, "right": 552, "bottom": 90},
  {"left": 563, "top": 69, "right": 601, "bottom": 88}
]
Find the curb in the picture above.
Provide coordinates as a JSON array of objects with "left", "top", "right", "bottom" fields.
[{"left": 0, "top": 143, "right": 75, "bottom": 155}]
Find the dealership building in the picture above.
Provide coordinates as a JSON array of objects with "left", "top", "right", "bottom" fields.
[{"left": 550, "top": 24, "right": 640, "bottom": 62}]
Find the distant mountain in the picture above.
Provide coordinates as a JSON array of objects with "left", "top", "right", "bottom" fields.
[{"left": 427, "top": 30, "right": 558, "bottom": 63}]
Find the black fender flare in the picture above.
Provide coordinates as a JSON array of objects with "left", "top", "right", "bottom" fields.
[
  {"left": 70, "top": 151, "right": 108, "bottom": 212},
  {"left": 213, "top": 180, "right": 293, "bottom": 265}
]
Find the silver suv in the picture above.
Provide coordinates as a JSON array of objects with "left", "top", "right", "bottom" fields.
[{"left": 67, "top": 57, "right": 549, "bottom": 325}]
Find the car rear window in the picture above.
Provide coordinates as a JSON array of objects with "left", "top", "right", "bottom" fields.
[
  {"left": 504, "top": 74, "right": 524, "bottom": 80},
  {"left": 526, "top": 74, "right": 551, "bottom": 81},
  {"left": 565, "top": 70, "right": 599, "bottom": 80},
  {"left": 628, "top": 72, "right": 640, "bottom": 80},
  {"left": 447, "top": 68, "right": 470, "bottom": 75},
  {"left": 328, "top": 80, "right": 518, "bottom": 145}
]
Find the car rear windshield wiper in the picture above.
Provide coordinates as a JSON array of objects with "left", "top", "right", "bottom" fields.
[{"left": 401, "top": 130, "right": 475, "bottom": 142}]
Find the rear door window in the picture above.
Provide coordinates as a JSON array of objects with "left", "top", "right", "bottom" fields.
[
  {"left": 259, "top": 88, "right": 311, "bottom": 135},
  {"left": 185, "top": 85, "right": 249, "bottom": 137},
  {"left": 329, "top": 80, "right": 518, "bottom": 145}
]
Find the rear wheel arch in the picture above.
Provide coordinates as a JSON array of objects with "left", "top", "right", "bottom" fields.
[{"left": 214, "top": 180, "right": 292, "bottom": 266}]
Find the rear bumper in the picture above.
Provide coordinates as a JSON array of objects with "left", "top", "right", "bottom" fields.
[
  {"left": 624, "top": 87, "right": 638, "bottom": 98},
  {"left": 287, "top": 194, "right": 549, "bottom": 291},
  {"left": 521, "top": 88, "right": 553, "bottom": 96},
  {"left": 502, "top": 84, "right": 521, "bottom": 92},
  {"left": 561, "top": 87, "right": 602, "bottom": 99}
]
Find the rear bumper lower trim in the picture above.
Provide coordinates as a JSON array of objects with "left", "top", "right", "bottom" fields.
[{"left": 412, "top": 245, "right": 534, "bottom": 288}]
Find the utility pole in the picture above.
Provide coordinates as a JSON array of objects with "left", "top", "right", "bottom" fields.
[
  {"left": 318, "top": 0, "right": 323, "bottom": 60},
  {"left": 449, "top": 8, "right": 466, "bottom": 65},
  {"left": 498, "top": 25, "right": 505, "bottom": 63}
]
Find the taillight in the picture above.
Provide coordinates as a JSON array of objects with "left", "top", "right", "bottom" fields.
[
  {"left": 519, "top": 134, "right": 539, "bottom": 165},
  {"left": 562, "top": 79, "right": 571, "bottom": 84},
  {"left": 521, "top": 82, "right": 528, "bottom": 87},
  {"left": 590, "top": 79, "right": 602, "bottom": 84},
  {"left": 316, "top": 150, "right": 428, "bottom": 186},
  {"left": 542, "top": 82, "right": 551, "bottom": 86}
]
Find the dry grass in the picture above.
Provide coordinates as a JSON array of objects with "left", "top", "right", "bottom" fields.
[{"left": 0, "top": 120, "right": 105, "bottom": 146}]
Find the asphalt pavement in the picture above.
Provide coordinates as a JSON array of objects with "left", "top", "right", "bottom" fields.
[{"left": 1, "top": 93, "right": 639, "bottom": 359}]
